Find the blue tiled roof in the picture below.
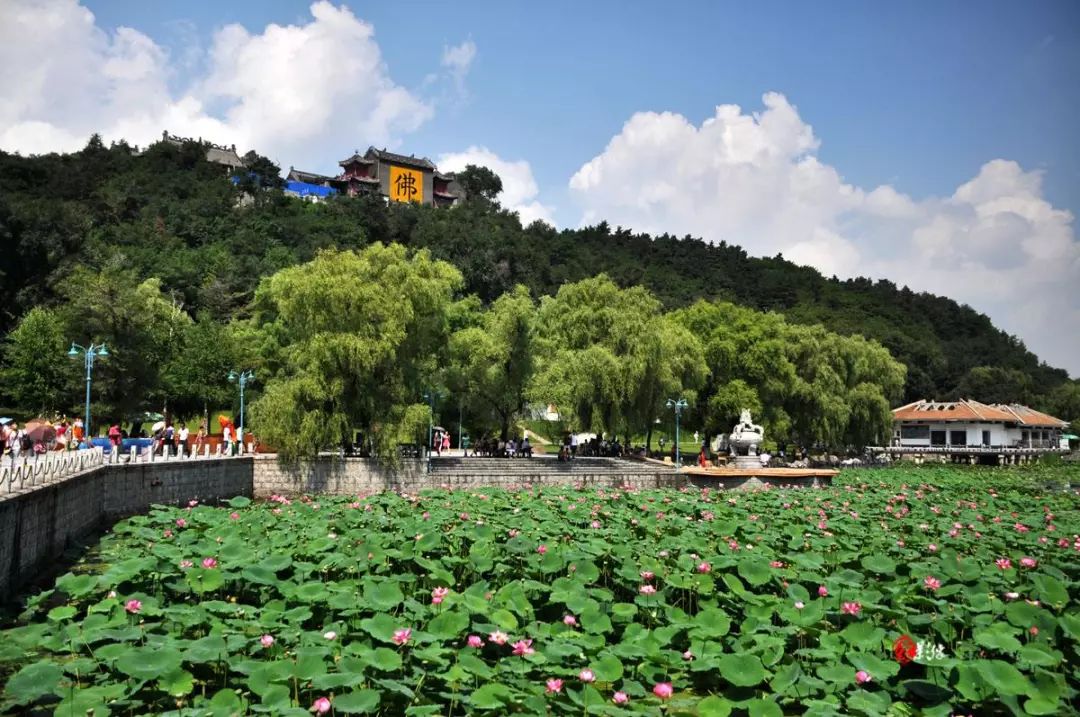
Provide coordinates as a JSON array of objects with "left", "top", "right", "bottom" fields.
[{"left": 285, "top": 180, "right": 337, "bottom": 198}]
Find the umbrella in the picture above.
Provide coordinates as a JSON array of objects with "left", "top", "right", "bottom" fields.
[
  {"left": 0, "top": 417, "right": 12, "bottom": 425},
  {"left": 433, "top": 426, "right": 447, "bottom": 433},
  {"left": 151, "top": 420, "right": 166, "bottom": 433},
  {"left": 25, "top": 423, "right": 56, "bottom": 444}
]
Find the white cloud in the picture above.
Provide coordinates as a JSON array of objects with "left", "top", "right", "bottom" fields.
[
  {"left": 569, "top": 93, "right": 1080, "bottom": 375},
  {"left": 439, "top": 146, "right": 555, "bottom": 225},
  {"left": 0, "top": 1, "right": 444, "bottom": 172},
  {"left": 442, "top": 39, "right": 476, "bottom": 81}
]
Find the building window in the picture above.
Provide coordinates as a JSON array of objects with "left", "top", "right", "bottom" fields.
[
  {"left": 949, "top": 430, "right": 966, "bottom": 446},
  {"left": 900, "top": 425, "right": 929, "bottom": 440},
  {"left": 930, "top": 431, "right": 947, "bottom": 446}
]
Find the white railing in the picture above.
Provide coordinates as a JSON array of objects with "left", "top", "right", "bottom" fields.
[
  {"left": 1, "top": 447, "right": 105, "bottom": 493},
  {"left": 1, "top": 442, "right": 258, "bottom": 494}
]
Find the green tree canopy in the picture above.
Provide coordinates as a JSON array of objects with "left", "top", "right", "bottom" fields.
[
  {"left": 672, "top": 300, "right": 905, "bottom": 449},
  {"left": 530, "top": 275, "right": 706, "bottom": 443},
  {"left": 249, "top": 244, "right": 462, "bottom": 459},
  {"left": 1, "top": 307, "right": 74, "bottom": 418},
  {"left": 456, "top": 165, "right": 503, "bottom": 203},
  {"left": 447, "top": 285, "right": 536, "bottom": 440}
]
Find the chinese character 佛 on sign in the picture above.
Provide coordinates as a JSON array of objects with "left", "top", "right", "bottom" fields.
[
  {"left": 893, "top": 635, "right": 947, "bottom": 664},
  {"left": 389, "top": 165, "right": 423, "bottom": 203}
]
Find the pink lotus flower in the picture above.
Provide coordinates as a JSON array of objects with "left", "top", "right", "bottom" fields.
[
  {"left": 652, "top": 682, "right": 674, "bottom": 700},
  {"left": 924, "top": 576, "right": 941, "bottom": 591},
  {"left": 841, "top": 601, "right": 862, "bottom": 616},
  {"left": 466, "top": 635, "right": 484, "bottom": 648},
  {"left": 323, "top": 630, "right": 337, "bottom": 640},
  {"left": 511, "top": 639, "right": 534, "bottom": 656},
  {"left": 579, "top": 669, "right": 596, "bottom": 682},
  {"left": 928, "top": 543, "right": 937, "bottom": 552},
  {"left": 794, "top": 601, "right": 805, "bottom": 610},
  {"left": 1030, "top": 626, "right": 1039, "bottom": 636},
  {"left": 545, "top": 678, "right": 563, "bottom": 694},
  {"left": 311, "top": 696, "right": 331, "bottom": 714},
  {"left": 489, "top": 630, "right": 509, "bottom": 645},
  {"left": 124, "top": 599, "right": 141, "bottom": 614},
  {"left": 188, "top": 500, "right": 199, "bottom": 508},
  {"left": 996, "top": 558, "right": 1012, "bottom": 570},
  {"left": 179, "top": 559, "right": 193, "bottom": 569},
  {"left": 260, "top": 634, "right": 274, "bottom": 648},
  {"left": 175, "top": 518, "right": 187, "bottom": 528},
  {"left": 682, "top": 649, "right": 694, "bottom": 660},
  {"left": 202, "top": 557, "right": 218, "bottom": 569},
  {"left": 591, "top": 520, "right": 601, "bottom": 529},
  {"left": 613, "top": 691, "right": 629, "bottom": 704},
  {"left": 1019, "top": 557, "right": 1037, "bottom": 569},
  {"left": 818, "top": 585, "right": 829, "bottom": 597},
  {"left": 640, "top": 570, "right": 654, "bottom": 580},
  {"left": 1005, "top": 591, "right": 1020, "bottom": 600},
  {"left": 639, "top": 584, "right": 657, "bottom": 595},
  {"left": 431, "top": 587, "right": 450, "bottom": 605},
  {"left": 770, "top": 560, "right": 784, "bottom": 568},
  {"left": 696, "top": 561, "right": 712, "bottom": 574},
  {"left": 948, "top": 528, "right": 959, "bottom": 538},
  {"left": 392, "top": 628, "right": 411, "bottom": 646},
  {"left": 855, "top": 670, "right": 872, "bottom": 684},
  {"left": 537, "top": 544, "right": 547, "bottom": 555},
  {"left": 229, "top": 512, "right": 240, "bottom": 520},
  {"left": 163, "top": 529, "right": 173, "bottom": 539},
  {"left": 563, "top": 614, "right": 578, "bottom": 626}
]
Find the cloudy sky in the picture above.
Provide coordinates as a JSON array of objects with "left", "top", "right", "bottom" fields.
[{"left": 2, "top": 0, "right": 1078, "bottom": 376}]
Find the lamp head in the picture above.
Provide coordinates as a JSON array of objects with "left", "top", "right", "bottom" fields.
[
  {"left": 228, "top": 371, "right": 237, "bottom": 383},
  {"left": 97, "top": 344, "right": 109, "bottom": 357},
  {"left": 67, "top": 344, "right": 78, "bottom": 357}
]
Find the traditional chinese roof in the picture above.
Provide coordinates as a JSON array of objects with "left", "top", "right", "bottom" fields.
[
  {"left": 433, "top": 171, "right": 456, "bottom": 181},
  {"left": 993, "top": 404, "right": 1068, "bottom": 428},
  {"left": 893, "top": 399, "right": 1066, "bottom": 426},
  {"left": 366, "top": 147, "right": 436, "bottom": 171},
  {"left": 344, "top": 174, "right": 380, "bottom": 184},
  {"left": 287, "top": 168, "right": 336, "bottom": 184},
  {"left": 338, "top": 152, "right": 375, "bottom": 167}
]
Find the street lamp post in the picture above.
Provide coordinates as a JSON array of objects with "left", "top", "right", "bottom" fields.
[
  {"left": 68, "top": 342, "right": 108, "bottom": 441},
  {"left": 665, "top": 398, "right": 688, "bottom": 469},
  {"left": 227, "top": 370, "right": 255, "bottom": 452}
]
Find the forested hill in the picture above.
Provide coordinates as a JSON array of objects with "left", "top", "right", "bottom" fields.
[{"left": 0, "top": 137, "right": 1072, "bottom": 407}]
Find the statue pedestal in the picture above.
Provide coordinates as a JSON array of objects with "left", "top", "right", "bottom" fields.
[{"left": 731, "top": 454, "right": 762, "bottom": 469}]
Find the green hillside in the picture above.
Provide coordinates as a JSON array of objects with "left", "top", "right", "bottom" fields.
[{"left": 0, "top": 136, "right": 1075, "bottom": 423}]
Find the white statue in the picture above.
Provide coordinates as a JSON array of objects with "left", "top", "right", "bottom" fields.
[{"left": 729, "top": 409, "right": 764, "bottom": 456}]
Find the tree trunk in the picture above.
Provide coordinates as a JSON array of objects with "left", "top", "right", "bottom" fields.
[{"left": 645, "top": 424, "right": 653, "bottom": 453}]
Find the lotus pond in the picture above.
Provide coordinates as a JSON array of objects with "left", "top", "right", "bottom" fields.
[{"left": 2, "top": 466, "right": 1079, "bottom": 716}]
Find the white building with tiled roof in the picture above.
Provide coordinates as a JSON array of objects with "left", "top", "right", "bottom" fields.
[{"left": 879, "top": 398, "right": 1068, "bottom": 462}]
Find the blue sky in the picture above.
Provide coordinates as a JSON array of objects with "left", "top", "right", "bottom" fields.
[
  {"left": 82, "top": 0, "right": 1079, "bottom": 222},
  {"left": 2, "top": 1, "right": 1078, "bottom": 373}
]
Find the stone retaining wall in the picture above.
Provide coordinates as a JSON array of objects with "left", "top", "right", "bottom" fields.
[
  {"left": 251, "top": 455, "right": 685, "bottom": 496},
  {"left": 0, "top": 458, "right": 252, "bottom": 602}
]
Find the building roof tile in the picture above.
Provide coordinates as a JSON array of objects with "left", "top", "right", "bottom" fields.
[{"left": 893, "top": 399, "right": 1066, "bottom": 426}]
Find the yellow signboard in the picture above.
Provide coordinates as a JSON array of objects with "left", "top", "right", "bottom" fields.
[{"left": 389, "top": 165, "right": 423, "bottom": 203}]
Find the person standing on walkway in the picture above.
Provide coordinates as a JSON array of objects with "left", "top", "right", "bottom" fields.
[
  {"left": 194, "top": 420, "right": 207, "bottom": 457},
  {"left": 177, "top": 422, "right": 189, "bottom": 457},
  {"left": 570, "top": 432, "right": 579, "bottom": 458}
]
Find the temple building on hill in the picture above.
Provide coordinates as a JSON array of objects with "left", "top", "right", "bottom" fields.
[
  {"left": 161, "top": 130, "right": 244, "bottom": 169},
  {"left": 288, "top": 147, "right": 464, "bottom": 207},
  {"left": 872, "top": 399, "right": 1069, "bottom": 464}
]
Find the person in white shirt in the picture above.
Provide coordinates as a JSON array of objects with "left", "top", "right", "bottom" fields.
[
  {"left": 223, "top": 423, "right": 233, "bottom": 455},
  {"left": 177, "top": 423, "right": 189, "bottom": 457},
  {"left": 570, "top": 432, "right": 579, "bottom": 458}
]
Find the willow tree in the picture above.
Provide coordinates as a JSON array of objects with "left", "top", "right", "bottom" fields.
[
  {"left": 249, "top": 244, "right": 462, "bottom": 459},
  {"left": 447, "top": 285, "right": 536, "bottom": 440},
  {"left": 673, "top": 300, "right": 905, "bottom": 449},
  {"left": 529, "top": 275, "right": 706, "bottom": 445}
]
